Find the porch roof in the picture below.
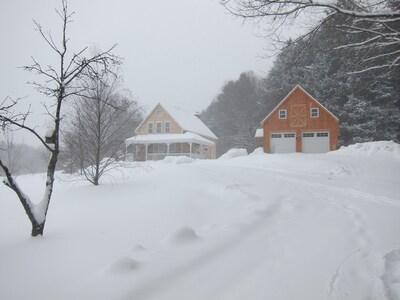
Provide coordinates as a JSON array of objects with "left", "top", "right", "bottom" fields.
[{"left": 125, "top": 132, "right": 215, "bottom": 147}]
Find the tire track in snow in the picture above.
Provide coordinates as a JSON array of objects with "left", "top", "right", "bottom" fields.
[
  {"left": 310, "top": 190, "right": 378, "bottom": 299},
  {"left": 382, "top": 248, "right": 400, "bottom": 300},
  {"left": 119, "top": 196, "right": 295, "bottom": 300},
  {"left": 226, "top": 162, "right": 400, "bottom": 209},
  {"left": 329, "top": 248, "right": 361, "bottom": 299}
]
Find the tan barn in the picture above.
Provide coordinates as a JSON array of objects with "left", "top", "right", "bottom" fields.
[
  {"left": 125, "top": 103, "right": 218, "bottom": 161},
  {"left": 257, "top": 85, "right": 339, "bottom": 153}
]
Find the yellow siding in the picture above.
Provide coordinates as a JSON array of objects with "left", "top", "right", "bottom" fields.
[{"left": 137, "top": 104, "right": 182, "bottom": 135}]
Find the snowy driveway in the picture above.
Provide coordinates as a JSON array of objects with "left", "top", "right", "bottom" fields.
[{"left": 1, "top": 142, "right": 400, "bottom": 300}]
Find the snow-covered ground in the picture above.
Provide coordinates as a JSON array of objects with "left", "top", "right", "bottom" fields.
[{"left": 1, "top": 141, "right": 400, "bottom": 300}]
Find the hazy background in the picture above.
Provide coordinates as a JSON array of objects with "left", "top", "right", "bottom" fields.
[{"left": 0, "top": 0, "right": 273, "bottom": 145}]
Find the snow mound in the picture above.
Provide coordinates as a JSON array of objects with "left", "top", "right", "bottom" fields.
[
  {"left": 163, "top": 156, "right": 194, "bottom": 164},
  {"left": 131, "top": 244, "right": 146, "bottom": 252},
  {"left": 108, "top": 256, "right": 140, "bottom": 274},
  {"left": 165, "top": 226, "right": 200, "bottom": 245},
  {"left": 219, "top": 148, "right": 248, "bottom": 160},
  {"left": 333, "top": 141, "right": 400, "bottom": 158},
  {"left": 250, "top": 147, "right": 265, "bottom": 156}
]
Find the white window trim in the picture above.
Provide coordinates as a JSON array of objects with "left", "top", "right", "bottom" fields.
[
  {"left": 279, "top": 109, "right": 287, "bottom": 119},
  {"left": 310, "top": 108, "right": 319, "bottom": 118},
  {"left": 148, "top": 122, "right": 154, "bottom": 134},
  {"left": 271, "top": 133, "right": 282, "bottom": 138},
  {"left": 316, "top": 132, "right": 329, "bottom": 137},
  {"left": 165, "top": 121, "right": 171, "bottom": 133},
  {"left": 302, "top": 132, "right": 314, "bottom": 137},
  {"left": 156, "top": 121, "right": 162, "bottom": 134}
]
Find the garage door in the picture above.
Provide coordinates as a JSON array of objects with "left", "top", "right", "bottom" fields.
[
  {"left": 302, "top": 132, "right": 330, "bottom": 153},
  {"left": 270, "top": 133, "right": 296, "bottom": 153}
]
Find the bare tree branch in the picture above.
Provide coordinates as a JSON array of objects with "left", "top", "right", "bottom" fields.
[{"left": 221, "top": 0, "right": 400, "bottom": 72}]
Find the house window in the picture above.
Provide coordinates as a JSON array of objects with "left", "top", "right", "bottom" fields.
[
  {"left": 310, "top": 108, "right": 319, "bottom": 118},
  {"left": 284, "top": 133, "right": 295, "bottom": 138},
  {"left": 165, "top": 122, "right": 171, "bottom": 133},
  {"left": 148, "top": 123, "right": 153, "bottom": 134},
  {"left": 157, "top": 110, "right": 163, "bottom": 118},
  {"left": 279, "top": 109, "right": 287, "bottom": 119},
  {"left": 156, "top": 122, "right": 162, "bottom": 133},
  {"left": 303, "top": 133, "right": 314, "bottom": 137},
  {"left": 271, "top": 133, "right": 282, "bottom": 138}
]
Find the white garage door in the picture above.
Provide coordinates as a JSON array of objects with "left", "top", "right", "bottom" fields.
[
  {"left": 270, "top": 133, "right": 296, "bottom": 153},
  {"left": 302, "top": 132, "right": 330, "bottom": 153}
]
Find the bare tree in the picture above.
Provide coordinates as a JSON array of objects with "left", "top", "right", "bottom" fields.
[
  {"left": 220, "top": 0, "right": 400, "bottom": 72},
  {"left": 63, "top": 67, "right": 142, "bottom": 185},
  {"left": 0, "top": 0, "right": 120, "bottom": 236}
]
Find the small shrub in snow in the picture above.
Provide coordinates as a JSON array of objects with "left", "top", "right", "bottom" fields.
[
  {"left": 165, "top": 226, "right": 200, "bottom": 245},
  {"left": 108, "top": 257, "right": 140, "bottom": 274}
]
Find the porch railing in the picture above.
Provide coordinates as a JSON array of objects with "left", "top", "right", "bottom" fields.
[{"left": 146, "top": 152, "right": 205, "bottom": 160}]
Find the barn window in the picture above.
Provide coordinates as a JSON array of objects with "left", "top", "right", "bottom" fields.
[
  {"left": 317, "top": 132, "right": 328, "bottom": 137},
  {"left": 271, "top": 133, "right": 282, "bottom": 138},
  {"left": 303, "top": 133, "right": 314, "bottom": 137},
  {"left": 148, "top": 123, "right": 153, "bottom": 134},
  {"left": 310, "top": 108, "right": 319, "bottom": 118},
  {"left": 279, "top": 109, "right": 287, "bottom": 119},
  {"left": 156, "top": 122, "right": 162, "bottom": 133},
  {"left": 165, "top": 122, "right": 171, "bottom": 133}
]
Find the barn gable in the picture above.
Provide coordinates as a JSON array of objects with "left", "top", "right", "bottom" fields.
[{"left": 260, "top": 85, "right": 339, "bottom": 153}]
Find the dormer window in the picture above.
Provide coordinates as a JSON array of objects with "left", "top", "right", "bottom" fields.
[
  {"left": 148, "top": 122, "right": 153, "bottom": 134},
  {"left": 165, "top": 121, "right": 171, "bottom": 133},
  {"left": 156, "top": 122, "right": 162, "bottom": 133},
  {"left": 310, "top": 108, "right": 319, "bottom": 118},
  {"left": 279, "top": 109, "right": 287, "bottom": 119}
]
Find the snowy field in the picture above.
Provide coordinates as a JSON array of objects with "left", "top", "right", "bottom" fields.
[{"left": 1, "top": 141, "right": 400, "bottom": 300}]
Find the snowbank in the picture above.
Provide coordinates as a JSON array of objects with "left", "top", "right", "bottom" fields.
[
  {"left": 332, "top": 141, "right": 400, "bottom": 159},
  {"left": 218, "top": 148, "right": 248, "bottom": 160},
  {"left": 250, "top": 147, "right": 265, "bottom": 156}
]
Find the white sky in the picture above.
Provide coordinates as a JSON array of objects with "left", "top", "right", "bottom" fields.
[{"left": 0, "top": 0, "right": 273, "bottom": 145}]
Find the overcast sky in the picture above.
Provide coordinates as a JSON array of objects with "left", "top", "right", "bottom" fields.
[{"left": 0, "top": 0, "right": 273, "bottom": 144}]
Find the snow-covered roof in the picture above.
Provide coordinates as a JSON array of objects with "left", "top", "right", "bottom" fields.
[
  {"left": 261, "top": 85, "right": 339, "bottom": 125},
  {"left": 125, "top": 132, "right": 215, "bottom": 147},
  {"left": 136, "top": 103, "right": 218, "bottom": 140},
  {"left": 255, "top": 128, "right": 263, "bottom": 138}
]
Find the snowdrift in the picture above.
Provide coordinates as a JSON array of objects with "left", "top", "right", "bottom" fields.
[
  {"left": 333, "top": 140, "right": 400, "bottom": 158},
  {"left": 218, "top": 148, "right": 248, "bottom": 160}
]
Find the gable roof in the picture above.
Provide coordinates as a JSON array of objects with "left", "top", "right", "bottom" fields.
[
  {"left": 136, "top": 103, "right": 218, "bottom": 140},
  {"left": 260, "top": 85, "right": 339, "bottom": 125}
]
